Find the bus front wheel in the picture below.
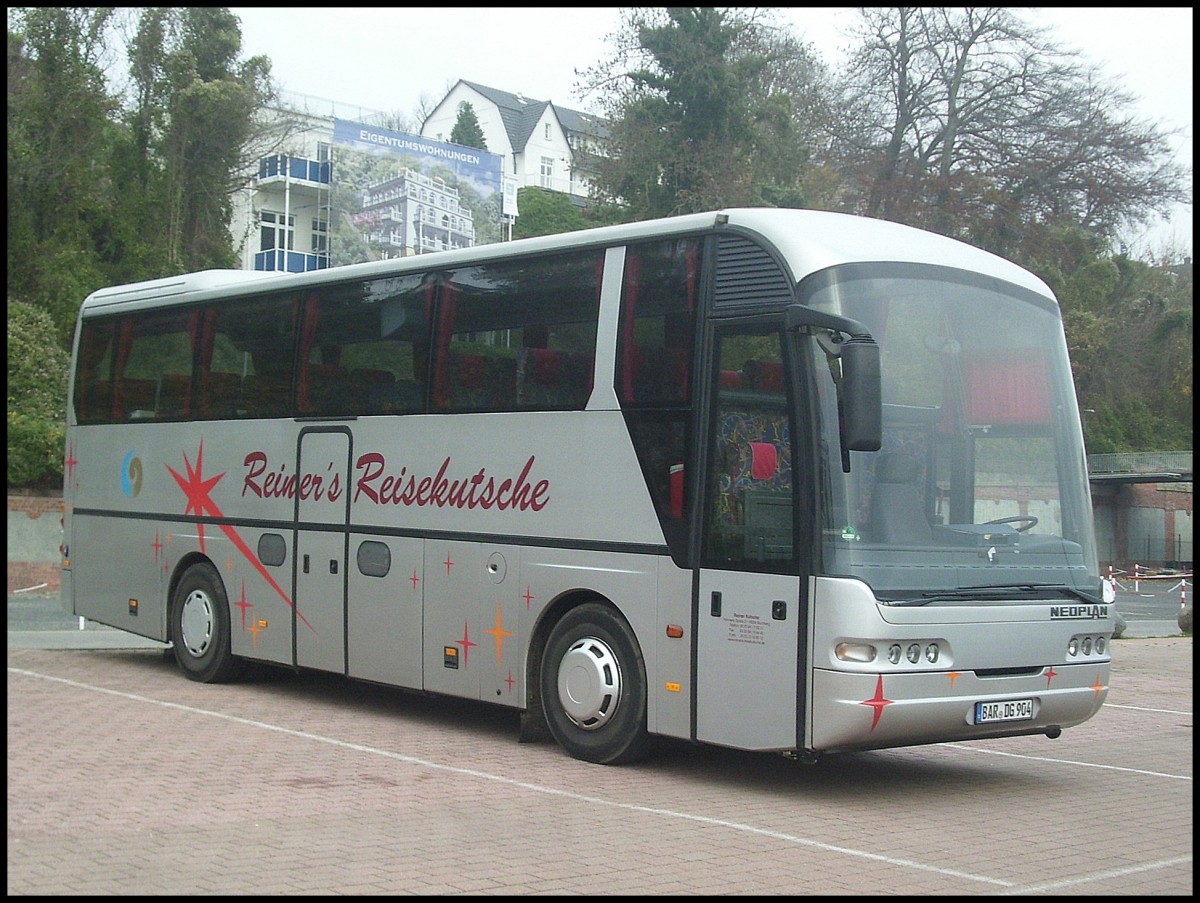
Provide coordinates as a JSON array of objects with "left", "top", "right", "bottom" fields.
[
  {"left": 540, "top": 602, "right": 651, "bottom": 765},
  {"left": 170, "top": 562, "right": 245, "bottom": 683}
]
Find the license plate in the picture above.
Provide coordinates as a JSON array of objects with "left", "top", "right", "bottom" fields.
[{"left": 975, "top": 698, "right": 1034, "bottom": 723}]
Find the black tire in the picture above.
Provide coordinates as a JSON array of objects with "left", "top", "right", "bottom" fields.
[
  {"left": 540, "top": 602, "right": 651, "bottom": 765},
  {"left": 170, "top": 561, "right": 245, "bottom": 683}
]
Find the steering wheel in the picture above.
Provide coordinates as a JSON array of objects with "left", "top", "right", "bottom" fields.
[{"left": 984, "top": 516, "right": 1038, "bottom": 533}]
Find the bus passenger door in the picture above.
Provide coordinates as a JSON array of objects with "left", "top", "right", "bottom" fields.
[
  {"left": 695, "top": 326, "right": 802, "bottom": 751},
  {"left": 294, "top": 428, "right": 351, "bottom": 674},
  {"left": 696, "top": 570, "right": 801, "bottom": 750}
]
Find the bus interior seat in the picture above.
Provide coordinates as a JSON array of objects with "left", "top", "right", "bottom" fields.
[
  {"left": 517, "top": 347, "right": 592, "bottom": 408},
  {"left": 351, "top": 367, "right": 397, "bottom": 413},
  {"left": 202, "top": 372, "right": 241, "bottom": 417},
  {"left": 630, "top": 344, "right": 689, "bottom": 402},
  {"left": 743, "top": 359, "right": 783, "bottom": 393},
  {"left": 242, "top": 375, "right": 291, "bottom": 418},
  {"left": 867, "top": 452, "right": 933, "bottom": 543},
  {"left": 304, "top": 363, "right": 351, "bottom": 415},
  {"left": 79, "top": 379, "right": 112, "bottom": 422},
  {"left": 156, "top": 374, "right": 192, "bottom": 417},
  {"left": 517, "top": 347, "right": 561, "bottom": 407},
  {"left": 441, "top": 350, "right": 516, "bottom": 410},
  {"left": 118, "top": 378, "right": 156, "bottom": 418}
]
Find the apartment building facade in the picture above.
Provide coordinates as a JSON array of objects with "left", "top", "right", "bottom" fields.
[{"left": 232, "top": 83, "right": 605, "bottom": 272}]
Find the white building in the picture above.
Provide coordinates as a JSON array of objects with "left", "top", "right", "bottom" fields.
[{"left": 421, "top": 80, "right": 606, "bottom": 204}]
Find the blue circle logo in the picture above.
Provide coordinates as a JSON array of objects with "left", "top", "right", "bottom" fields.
[{"left": 120, "top": 450, "right": 143, "bottom": 497}]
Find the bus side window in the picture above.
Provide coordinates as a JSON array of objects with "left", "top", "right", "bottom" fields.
[
  {"left": 74, "top": 320, "right": 117, "bottom": 424},
  {"left": 617, "top": 240, "right": 698, "bottom": 407},
  {"left": 432, "top": 251, "right": 601, "bottom": 415},
  {"left": 204, "top": 292, "right": 300, "bottom": 419}
]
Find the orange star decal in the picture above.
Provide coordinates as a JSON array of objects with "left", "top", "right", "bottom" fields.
[{"left": 484, "top": 603, "right": 514, "bottom": 666}]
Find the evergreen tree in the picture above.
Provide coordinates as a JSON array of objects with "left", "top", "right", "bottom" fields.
[
  {"left": 578, "top": 8, "right": 826, "bottom": 218},
  {"left": 449, "top": 101, "right": 487, "bottom": 149}
]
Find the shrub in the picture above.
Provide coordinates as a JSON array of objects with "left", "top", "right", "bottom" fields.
[{"left": 8, "top": 299, "right": 70, "bottom": 489}]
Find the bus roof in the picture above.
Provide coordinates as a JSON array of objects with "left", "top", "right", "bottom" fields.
[
  {"left": 79, "top": 208, "right": 1053, "bottom": 315},
  {"left": 81, "top": 269, "right": 285, "bottom": 311}
]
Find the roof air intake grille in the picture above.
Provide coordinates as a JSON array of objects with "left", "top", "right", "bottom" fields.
[{"left": 713, "top": 235, "right": 793, "bottom": 306}]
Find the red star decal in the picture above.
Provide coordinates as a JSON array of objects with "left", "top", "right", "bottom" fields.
[
  {"left": 444, "top": 553, "right": 454, "bottom": 574},
  {"left": 234, "top": 580, "right": 253, "bottom": 630},
  {"left": 167, "top": 441, "right": 315, "bottom": 633},
  {"left": 456, "top": 620, "right": 477, "bottom": 666},
  {"left": 65, "top": 441, "right": 78, "bottom": 484},
  {"left": 504, "top": 669, "right": 516, "bottom": 693},
  {"left": 523, "top": 585, "right": 535, "bottom": 609},
  {"left": 859, "top": 675, "right": 894, "bottom": 731},
  {"left": 410, "top": 568, "right": 420, "bottom": 591},
  {"left": 151, "top": 530, "right": 163, "bottom": 564},
  {"left": 165, "top": 440, "right": 223, "bottom": 553},
  {"left": 1044, "top": 665, "right": 1058, "bottom": 687}
]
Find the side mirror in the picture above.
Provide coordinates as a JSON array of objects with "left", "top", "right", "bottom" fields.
[
  {"left": 785, "top": 305, "right": 883, "bottom": 453},
  {"left": 840, "top": 338, "right": 881, "bottom": 451}
]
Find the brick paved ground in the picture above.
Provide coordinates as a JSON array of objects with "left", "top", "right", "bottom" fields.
[{"left": 7, "top": 636, "right": 1192, "bottom": 895}]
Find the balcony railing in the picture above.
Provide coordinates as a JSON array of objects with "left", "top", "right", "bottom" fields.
[
  {"left": 258, "top": 154, "right": 331, "bottom": 185},
  {"left": 254, "top": 250, "right": 329, "bottom": 273}
]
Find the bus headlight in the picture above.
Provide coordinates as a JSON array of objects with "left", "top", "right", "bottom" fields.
[
  {"left": 924, "top": 643, "right": 939, "bottom": 663},
  {"left": 1068, "top": 638, "right": 1078, "bottom": 656},
  {"left": 906, "top": 643, "right": 921, "bottom": 664},
  {"left": 835, "top": 642, "right": 877, "bottom": 663},
  {"left": 887, "top": 644, "right": 902, "bottom": 664}
]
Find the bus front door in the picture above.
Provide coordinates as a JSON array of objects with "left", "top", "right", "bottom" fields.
[
  {"left": 294, "top": 427, "right": 352, "bottom": 674},
  {"left": 695, "top": 324, "right": 802, "bottom": 751},
  {"left": 695, "top": 570, "right": 801, "bottom": 751}
]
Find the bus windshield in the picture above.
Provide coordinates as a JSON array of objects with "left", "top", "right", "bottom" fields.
[{"left": 805, "top": 265, "right": 1099, "bottom": 601}]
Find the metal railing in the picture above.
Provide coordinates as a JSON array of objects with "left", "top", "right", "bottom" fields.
[{"left": 1088, "top": 452, "right": 1192, "bottom": 475}]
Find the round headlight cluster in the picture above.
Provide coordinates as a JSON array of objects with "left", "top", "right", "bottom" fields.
[
  {"left": 1067, "top": 634, "right": 1107, "bottom": 657},
  {"left": 886, "top": 641, "right": 940, "bottom": 665}
]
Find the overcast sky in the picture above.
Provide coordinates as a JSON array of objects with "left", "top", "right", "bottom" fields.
[{"left": 228, "top": 7, "right": 1192, "bottom": 255}]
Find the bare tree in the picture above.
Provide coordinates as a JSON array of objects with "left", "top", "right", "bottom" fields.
[{"left": 829, "top": 8, "right": 1189, "bottom": 259}]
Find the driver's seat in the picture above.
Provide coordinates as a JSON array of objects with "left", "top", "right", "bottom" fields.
[{"left": 868, "top": 453, "right": 933, "bottom": 543}]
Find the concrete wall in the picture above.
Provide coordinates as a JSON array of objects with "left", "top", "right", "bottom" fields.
[{"left": 7, "top": 493, "right": 62, "bottom": 595}]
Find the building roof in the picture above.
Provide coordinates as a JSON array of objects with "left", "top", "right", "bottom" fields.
[{"left": 457, "top": 80, "right": 608, "bottom": 153}]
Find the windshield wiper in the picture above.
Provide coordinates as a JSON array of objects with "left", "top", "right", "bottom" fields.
[{"left": 889, "top": 583, "right": 1103, "bottom": 606}]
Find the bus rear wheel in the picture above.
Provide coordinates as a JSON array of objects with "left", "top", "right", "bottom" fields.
[
  {"left": 540, "top": 602, "right": 651, "bottom": 765},
  {"left": 170, "top": 562, "right": 245, "bottom": 683}
]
